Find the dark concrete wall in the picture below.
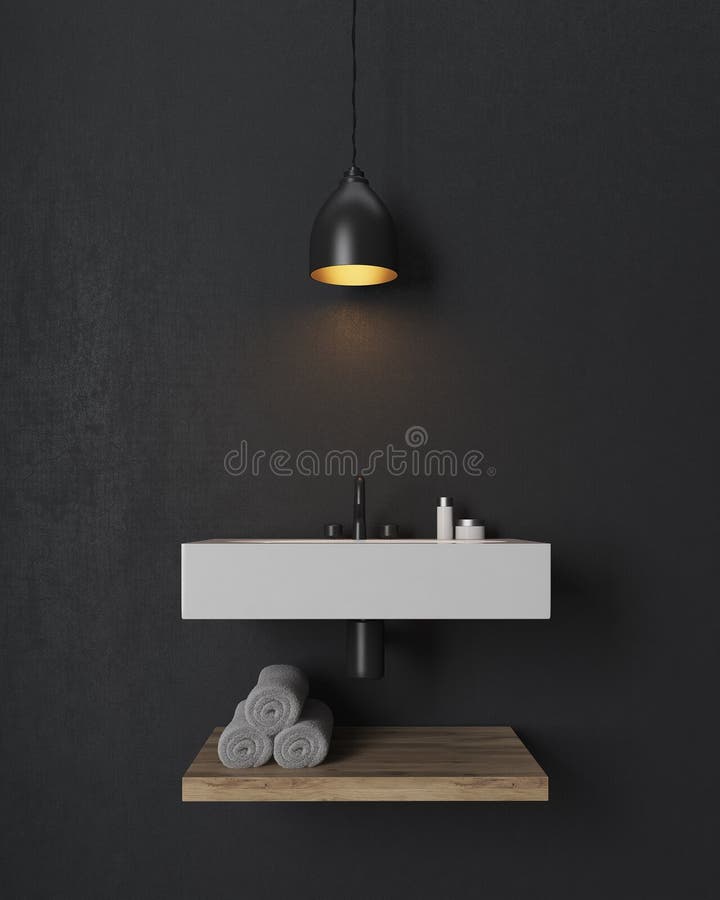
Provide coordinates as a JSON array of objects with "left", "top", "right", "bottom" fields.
[{"left": 2, "top": 2, "right": 718, "bottom": 896}]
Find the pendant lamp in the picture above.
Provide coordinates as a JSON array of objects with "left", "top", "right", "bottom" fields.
[{"left": 309, "top": 0, "right": 398, "bottom": 286}]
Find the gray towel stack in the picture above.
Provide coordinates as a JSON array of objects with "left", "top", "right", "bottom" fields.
[
  {"left": 244, "top": 664, "right": 309, "bottom": 736},
  {"left": 217, "top": 664, "right": 333, "bottom": 769},
  {"left": 218, "top": 701, "right": 273, "bottom": 768},
  {"left": 273, "top": 698, "right": 334, "bottom": 769}
]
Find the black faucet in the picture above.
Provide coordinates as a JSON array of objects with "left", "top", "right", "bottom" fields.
[{"left": 353, "top": 475, "right": 366, "bottom": 540}]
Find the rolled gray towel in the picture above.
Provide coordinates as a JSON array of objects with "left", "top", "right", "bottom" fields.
[
  {"left": 218, "top": 701, "right": 273, "bottom": 768},
  {"left": 244, "top": 664, "right": 309, "bottom": 736},
  {"left": 273, "top": 698, "right": 334, "bottom": 769}
]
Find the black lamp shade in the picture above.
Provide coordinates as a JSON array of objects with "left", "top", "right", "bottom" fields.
[{"left": 309, "top": 168, "right": 397, "bottom": 285}]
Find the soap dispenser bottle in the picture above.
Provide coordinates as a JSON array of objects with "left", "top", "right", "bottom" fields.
[{"left": 437, "top": 496, "right": 454, "bottom": 541}]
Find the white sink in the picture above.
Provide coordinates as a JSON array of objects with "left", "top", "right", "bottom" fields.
[{"left": 181, "top": 539, "right": 550, "bottom": 620}]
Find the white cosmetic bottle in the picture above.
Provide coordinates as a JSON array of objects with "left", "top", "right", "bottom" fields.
[{"left": 436, "top": 496, "right": 454, "bottom": 541}]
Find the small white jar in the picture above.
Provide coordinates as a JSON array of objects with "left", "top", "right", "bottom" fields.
[{"left": 455, "top": 519, "right": 485, "bottom": 540}]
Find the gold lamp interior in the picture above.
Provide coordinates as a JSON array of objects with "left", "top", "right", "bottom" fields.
[{"left": 310, "top": 265, "right": 398, "bottom": 286}]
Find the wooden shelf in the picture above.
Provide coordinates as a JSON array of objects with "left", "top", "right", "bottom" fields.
[{"left": 182, "top": 726, "right": 548, "bottom": 802}]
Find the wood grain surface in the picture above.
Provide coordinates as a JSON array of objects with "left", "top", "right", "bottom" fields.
[{"left": 182, "top": 726, "right": 549, "bottom": 802}]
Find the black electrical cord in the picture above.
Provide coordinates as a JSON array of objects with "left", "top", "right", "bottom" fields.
[{"left": 351, "top": 0, "right": 357, "bottom": 167}]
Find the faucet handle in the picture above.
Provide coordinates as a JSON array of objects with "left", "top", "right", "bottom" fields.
[{"left": 353, "top": 475, "right": 366, "bottom": 540}]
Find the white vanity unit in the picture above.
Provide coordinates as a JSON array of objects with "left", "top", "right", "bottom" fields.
[{"left": 181, "top": 539, "right": 551, "bottom": 620}]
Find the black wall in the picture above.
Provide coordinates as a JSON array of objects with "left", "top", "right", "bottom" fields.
[{"left": 3, "top": 2, "right": 718, "bottom": 897}]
